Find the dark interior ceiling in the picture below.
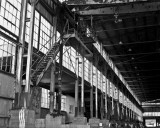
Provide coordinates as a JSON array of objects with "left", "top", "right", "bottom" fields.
[{"left": 66, "top": 0, "right": 160, "bottom": 102}]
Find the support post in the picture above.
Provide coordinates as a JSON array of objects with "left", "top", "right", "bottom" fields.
[
  {"left": 49, "top": 16, "right": 57, "bottom": 114},
  {"left": 111, "top": 78, "right": 115, "bottom": 117},
  {"left": 15, "top": 0, "right": 28, "bottom": 107},
  {"left": 95, "top": 64, "right": 98, "bottom": 118},
  {"left": 100, "top": 71, "right": 104, "bottom": 119},
  {"left": 50, "top": 61, "right": 56, "bottom": 114},
  {"left": 75, "top": 51, "right": 79, "bottom": 117},
  {"left": 57, "top": 44, "right": 63, "bottom": 115},
  {"left": 90, "top": 62, "right": 93, "bottom": 118},
  {"left": 25, "top": 1, "right": 35, "bottom": 93},
  {"left": 117, "top": 83, "right": 120, "bottom": 121},
  {"left": 81, "top": 54, "right": 84, "bottom": 116},
  {"left": 104, "top": 66, "right": 108, "bottom": 119}
]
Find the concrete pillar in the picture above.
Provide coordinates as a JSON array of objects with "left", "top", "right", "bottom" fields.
[
  {"left": 15, "top": 0, "right": 28, "bottom": 107},
  {"left": 25, "top": 0, "right": 36, "bottom": 108}
]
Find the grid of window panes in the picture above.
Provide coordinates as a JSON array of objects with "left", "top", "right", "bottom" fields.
[
  {"left": 41, "top": 88, "right": 50, "bottom": 108},
  {"left": 39, "top": 16, "right": 52, "bottom": 54},
  {"left": 62, "top": 46, "right": 76, "bottom": 73},
  {"left": 25, "top": 4, "right": 31, "bottom": 43},
  {"left": 110, "top": 82, "right": 112, "bottom": 97},
  {"left": 92, "top": 66, "right": 96, "bottom": 86},
  {"left": 97, "top": 71, "right": 100, "bottom": 89},
  {"left": 143, "top": 112, "right": 160, "bottom": 117},
  {"left": 0, "top": 0, "right": 21, "bottom": 36},
  {"left": 0, "top": 36, "right": 16, "bottom": 74},
  {"left": 61, "top": 95, "right": 66, "bottom": 111},
  {"left": 84, "top": 59, "right": 89, "bottom": 81},
  {"left": 41, "top": 88, "right": 66, "bottom": 111},
  {"left": 63, "top": 46, "right": 71, "bottom": 70},
  {"left": 102, "top": 76, "right": 106, "bottom": 93},
  {"left": 33, "top": 11, "right": 39, "bottom": 48}
]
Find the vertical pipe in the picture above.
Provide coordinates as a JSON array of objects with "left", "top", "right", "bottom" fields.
[
  {"left": 25, "top": 1, "right": 35, "bottom": 93},
  {"left": 50, "top": 60, "right": 56, "bottom": 113},
  {"left": 16, "top": 0, "right": 28, "bottom": 93},
  {"left": 90, "top": 62, "right": 93, "bottom": 118},
  {"left": 95, "top": 67, "right": 98, "bottom": 118},
  {"left": 81, "top": 55, "right": 84, "bottom": 115},
  {"left": 75, "top": 51, "right": 79, "bottom": 116}
]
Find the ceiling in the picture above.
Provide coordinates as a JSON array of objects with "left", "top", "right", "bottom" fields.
[{"left": 66, "top": 0, "right": 160, "bottom": 102}]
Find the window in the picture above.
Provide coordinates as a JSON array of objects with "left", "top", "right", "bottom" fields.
[
  {"left": 0, "top": 36, "right": 16, "bottom": 74},
  {"left": 39, "top": 16, "right": 52, "bottom": 53},
  {"left": 69, "top": 105, "right": 74, "bottom": 114},
  {"left": 41, "top": 88, "right": 66, "bottom": 111},
  {"left": 0, "top": 0, "right": 21, "bottom": 36},
  {"left": 61, "top": 95, "right": 66, "bottom": 111},
  {"left": 41, "top": 88, "right": 50, "bottom": 108}
]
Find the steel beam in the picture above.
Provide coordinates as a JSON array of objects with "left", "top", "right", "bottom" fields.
[{"left": 79, "top": 2, "right": 160, "bottom": 15}]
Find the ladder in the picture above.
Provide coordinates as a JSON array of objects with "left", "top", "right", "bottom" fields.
[{"left": 31, "top": 35, "right": 71, "bottom": 86}]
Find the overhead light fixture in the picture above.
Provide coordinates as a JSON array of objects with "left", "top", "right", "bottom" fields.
[
  {"left": 119, "top": 41, "right": 123, "bottom": 44},
  {"left": 128, "top": 48, "right": 132, "bottom": 52}
]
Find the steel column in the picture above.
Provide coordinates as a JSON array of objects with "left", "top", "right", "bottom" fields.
[
  {"left": 16, "top": 0, "right": 28, "bottom": 94},
  {"left": 49, "top": 16, "right": 57, "bottom": 114},
  {"left": 112, "top": 80, "right": 115, "bottom": 116},
  {"left": 57, "top": 44, "right": 63, "bottom": 114},
  {"left": 100, "top": 71, "right": 104, "bottom": 119},
  {"left": 104, "top": 66, "right": 108, "bottom": 119},
  {"left": 50, "top": 61, "right": 56, "bottom": 114},
  {"left": 95, "top": 65, "right": 98, "bottom": 118},
  {"left": 81, "top": 54, "right": 84, "bottom": 115},
  {"left": 25, "top": 1, "right": 35, "bottom": 93},
  {"left": 90, "top": 62, "right": 93, "bottom": 118},
  {"left": 75, "top": 51, "right": 79, "bottom": 117}
]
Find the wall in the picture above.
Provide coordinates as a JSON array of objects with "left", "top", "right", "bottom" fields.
[{"left": 0, "top": 71, "right": 15, "bottom": 127}]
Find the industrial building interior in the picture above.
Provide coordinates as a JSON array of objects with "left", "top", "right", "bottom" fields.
[{"left": 0, "top": 0, "right": 160, "bottom": 127}]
